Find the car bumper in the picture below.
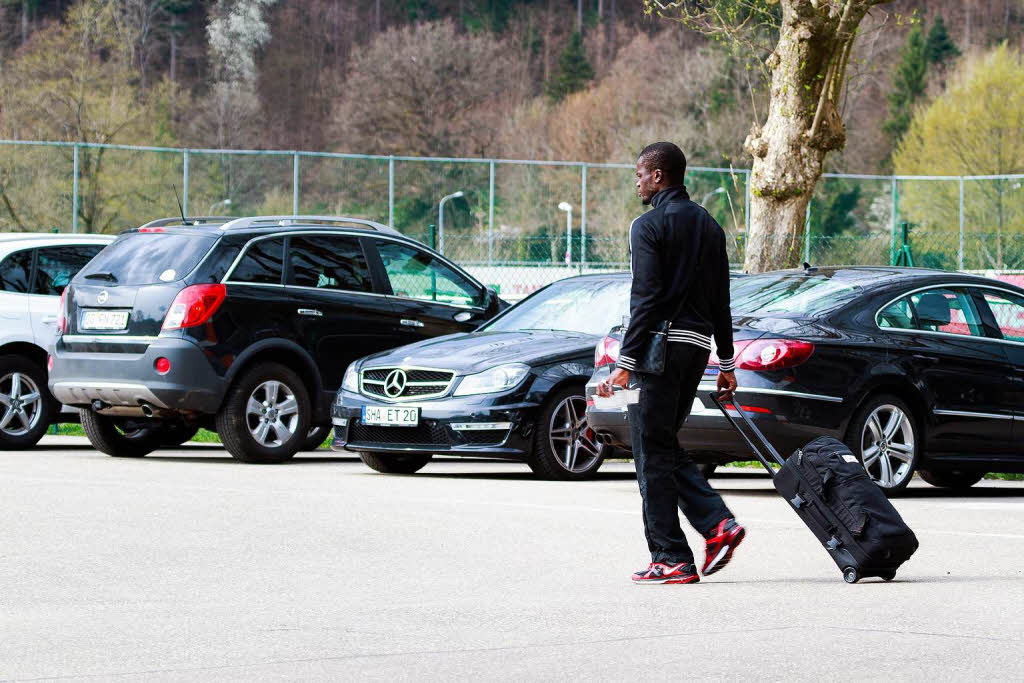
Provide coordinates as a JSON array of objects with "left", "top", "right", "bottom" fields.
[
  {"left": 585, "top": 368, "right": 846, "bottom": 462},
  {"left": 48, "top": 336, "right": 224, "bottom": 416},
  {"left": 330, "top": 390, "right": 539, "bottom": 459}
]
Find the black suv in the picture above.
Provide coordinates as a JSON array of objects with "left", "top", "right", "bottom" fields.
[{"left": 48, "top": 216, "right": 504, "bottom": 462}]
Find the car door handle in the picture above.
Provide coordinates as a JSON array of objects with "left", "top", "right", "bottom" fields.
[
  {"left": 41, "top": 316, "right": 58, "bottom": 325},
  {"left": 400, "top": 318, "right": 424, "bottom": 328},
  {"left": 297, "top": 308, "right": 323, "bottom": 317},
  {"left": 913, "top": 354, "right": 939, "bottom": 364}
]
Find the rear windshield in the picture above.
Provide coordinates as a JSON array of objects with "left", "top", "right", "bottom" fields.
[
  {"left": 730, "top": 273, "right": 864, "bottom": 316},
  {"left": 482, "top": 277, "right": 631, "bottom": 336},
  {"left": 77, "top": 233, "right": 217, "bottom": 286}
]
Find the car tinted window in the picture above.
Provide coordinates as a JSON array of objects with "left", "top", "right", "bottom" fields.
[
  {"left": 376, "top": 241, "right": 483, "bottom": 307},
  {"left": 230, "top": 237, "right": 284, "bottom": 285},
  {"left": 979, "top": 290, "right": 1024, "bottom": 342},
  {"left": 0, "top": 249, "right": 33, "bottom": 293},
  {"left": 908, "top": 288, "right": 983, "bottom": 337},
  {"left": 482, "top": 278, "right": 631, "bottom": 335},
  {"left": 288, "top": 235, "right": 372, "bottom": 292},
  {"left": 877, "top": 297, "right": 915, "bottom": 329},
  {"left": 79, "top": 234, "right": 217, "bottom": 286},
  {"left": 730, "top": 274, "right": 863, "bottom": 316},
  {"left": 33, "top": 244, "right": 104, "bottom": 295}
]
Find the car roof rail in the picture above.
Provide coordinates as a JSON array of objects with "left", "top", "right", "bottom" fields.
[
  {"left": 139, "top": 216, "right": 234, "bottom": 229},
  {"left": 217, "top": 215, "right": 400, "bottom": 235}
]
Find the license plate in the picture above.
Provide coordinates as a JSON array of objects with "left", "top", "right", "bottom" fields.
[
  {"left": 81, "top": 310, "right": 130, "bottom": 330},
  {"left": 361, "top": 405, "right": 420, "bottom": 427},
  {"left": 704, "top": 366, "right": 720, "bottom": 377}
]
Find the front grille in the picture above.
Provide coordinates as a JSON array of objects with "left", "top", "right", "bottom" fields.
[
  {"left": 360, "top": 367, "right": 455, "bottom": 400},
  {"left": 459, "top": 430, "right": 508, "bottom": 446},
  {"left": 347, "top": 420, "right": 450, "bottom": 447}
]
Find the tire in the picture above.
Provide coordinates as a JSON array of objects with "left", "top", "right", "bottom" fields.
[
  {"left": 527, "top": 385, "right": 608, "bottom": 480},
  {"left": 300, "top": 424, "right": 332, "bottom": 451},
  {"left": 358, "top": 451, "right": 432, "bottom": 474},
  {"left": 81, "top": 411, "right": 164, "bottom": 458},
  {"left": 0, "top": 355, "right": 57, "bottom": 450},
  {"left": 160, "top": 420, "right": 200, "bottom": 447},
  {"left": 917, "top": 467, "right": 985, "bottom": 490},
  {"left": 843, "top": 566, "right": 860, "bottom": 584},
  {"left": 845, "top": 394, "right": 919, "bottom": 493},
  {"left": 216, "top": 363, "right": 311, "bottom": 464},
  {"left": 696, "top": 463, "right": 718, "bottom": 480}
]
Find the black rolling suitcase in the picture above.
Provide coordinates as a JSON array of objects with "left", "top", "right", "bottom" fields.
[{"left": 710, "top": 393, "right": 919, "bottom": 583}]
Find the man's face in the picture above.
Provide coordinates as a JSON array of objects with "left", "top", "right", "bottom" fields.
[{"left": 635, "top": 159, "right": 661, "bottom": 206}]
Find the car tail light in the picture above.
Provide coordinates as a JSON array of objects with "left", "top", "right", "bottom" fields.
[
  {"left": 708, "top": 339, "right": 753, "bottom": 367},
  {"left": 594, "top": 335, "right": 621, "bottom": 369},
  {"left": 138, "top": 227, "right": 165, "bottom": 233},
  {"left": 47, "top": 355, "right": 54, "bottom": 371},
  {"left": 163, "top": 284, "right": 227, "bottom": 330},
  {"left": 57, "top": 288, "right": 68, "bottom": 335},
  {"left": 723, "top": 403, "right": 773, "bottom": 414},
  {"left": 736, "top": 339, "right": 814, "bottom": 371}
]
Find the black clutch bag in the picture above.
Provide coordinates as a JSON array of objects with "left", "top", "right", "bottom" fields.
[{"left": 633, "top": 321, "right": 670, "bottom": 374}]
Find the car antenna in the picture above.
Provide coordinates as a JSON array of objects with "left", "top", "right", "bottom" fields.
[
  {"left": 172, "top": 184, "right": 189, "bottom": 225},
  {"left": 802, "top": 261, "right": 818, "bottom": 274}
]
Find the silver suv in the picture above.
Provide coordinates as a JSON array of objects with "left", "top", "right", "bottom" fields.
[{"left": 0, "top": 233, "right": 113, "bottom": 448}]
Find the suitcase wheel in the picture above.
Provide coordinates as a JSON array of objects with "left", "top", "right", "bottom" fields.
[
  {"left": 842, "top": 567, "right": 860, "bottom": 584},
  {"left": 880, "top": 571, "right": 896, "bottom": 582}
]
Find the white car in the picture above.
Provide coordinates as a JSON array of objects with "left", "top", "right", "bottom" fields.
[{"left": 0, "top": 232, "right": 114, "bottom": 448}]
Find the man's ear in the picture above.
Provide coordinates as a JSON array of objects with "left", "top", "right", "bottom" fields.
[{"left": 652, "top": 168, "right": 663, "bottom": 185}]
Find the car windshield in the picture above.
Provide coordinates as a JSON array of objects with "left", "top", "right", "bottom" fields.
[
  {"left": 730, "top": 273, "right": 864, "bottom": 316},
  {"left": 482, "top": 277, "right": 631, "bottom": 335},
  {"left": 78, "top": 232, "right": 218, "bottom": 286}
]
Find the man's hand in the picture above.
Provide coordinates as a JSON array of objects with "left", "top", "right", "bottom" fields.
[
  {"left": 716, "top": 370, "right": 737, "bottom": 401},
  {"left": 597, "top": 368, "right": 631, "bottom": 397}
]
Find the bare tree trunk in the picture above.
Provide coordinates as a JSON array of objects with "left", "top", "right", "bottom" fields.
[
  {"left": 743, "top": 1, "right": 877, "bottom": 272},
  {"left": 577, "top": 0, "right": 583, "bottom": 35},
  {"left": 376, "top": 0, "right": 381, "bottom": 32},
  {"left": 21, "top": 0, "right": 29, "bottom": 45},
  {"left": 170, "top": 14, "right": 178, "bottom": 83}
]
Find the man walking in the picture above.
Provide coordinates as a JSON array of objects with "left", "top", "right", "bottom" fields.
[{"left": 597, "top": 142, "right": 744, "bottom": 585}]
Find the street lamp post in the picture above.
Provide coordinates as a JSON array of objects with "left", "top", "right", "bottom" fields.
[
  {"left": 208, "top": 198, "right": 231, "bottom": 215},
  {"left": 700, "top": 187, "right": 725, "bottom": 206},
  {"left": 558, "top": 202, "right": 572, "bottom": 266},
  {"left": 438, "top": 190, "right": 463, "bottom": 255}
]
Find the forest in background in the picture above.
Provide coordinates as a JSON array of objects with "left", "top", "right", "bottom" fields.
[{"left": 1, "top": 0, "right": 1023, "bottom": 270}]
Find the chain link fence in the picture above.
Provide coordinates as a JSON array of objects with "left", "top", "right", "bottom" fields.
[{"left": 2, "top": 140, "right": 1022, "bottom": 299}]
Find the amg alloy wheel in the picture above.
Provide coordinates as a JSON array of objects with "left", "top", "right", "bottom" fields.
[{"left": 528, "top": 386, "right": 607, "bottom": 480}]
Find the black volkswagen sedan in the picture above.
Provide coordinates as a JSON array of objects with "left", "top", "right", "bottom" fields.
[
  {"left": 587, "top": 267, "right": 1024, "bottom": 492},
  {"left": 331, "top": 273, "right": 631, "bottom": 479}
]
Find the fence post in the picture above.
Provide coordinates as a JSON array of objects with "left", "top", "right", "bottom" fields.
[
  {"left": 182, "top": 149, "right": 190, "bottom": 216},
  {"left": 803, "top": 200, "right": 811, "bottom": 263},
  {"left": 580, "top": 163, "right": 587, "bottom": 272},
  {"left": 71, "top": 143, "right": 79, "bottom": 234},
  {"left": 388, "top": 155, "right": 395, "bottom": 228},
  {"left": 488, "top": 161, "right": 495, "bottom": 266},
  {"left": 292, "top": 152, "right": 300, "bottom": 216},
  {"left": 958, "top": 176, "right": 965, "bottom": 270},
  {"left": 890, "top": 177, "right": 899, "bottom": 265}
]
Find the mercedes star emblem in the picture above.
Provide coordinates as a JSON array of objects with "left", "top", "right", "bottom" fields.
[
  {"left": 97, "top": 290, "right": 109, "bottom": 304},
  {"left": 384, "top": 369, "right": 408, "bottom": 398}
]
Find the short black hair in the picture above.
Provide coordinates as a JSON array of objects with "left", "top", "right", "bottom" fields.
[{"left": 638, "top": 142, "right": 687, "bottom": 185}]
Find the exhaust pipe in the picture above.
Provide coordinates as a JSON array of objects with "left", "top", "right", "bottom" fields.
[
  {"left": 140, "top": 403, "right": 154, "bottom": 418},
  {"left": 91, "top": 399, "right": 111, "bottom": 411}
]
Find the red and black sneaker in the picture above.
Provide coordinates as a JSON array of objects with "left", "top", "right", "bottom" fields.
[
  {"left": 631, "top": 561, "right": 700, "bottom": 585},
  {"left": 702, "top": 518, "right": 746, "bottom": 576}
]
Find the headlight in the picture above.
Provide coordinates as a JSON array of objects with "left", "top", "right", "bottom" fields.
[
  {"left": 342, "top": 365, "right": 359, "bottom": 393},
  {"left": 454, "top": 363, "right": 530, "bottom": 396}
]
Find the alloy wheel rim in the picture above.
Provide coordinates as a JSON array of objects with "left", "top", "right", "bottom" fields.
[
  {"left": 0, "top": 372, "right": 43, "bottom": 436},
  {"left": 548, "top": 395, "right": 602, "bottom": 473},
  {"left": 860, "top": 404, "right": 915, "bottom": 488},
  {"left": 246, "top": 380, "right": 300, "bottom": 448}
]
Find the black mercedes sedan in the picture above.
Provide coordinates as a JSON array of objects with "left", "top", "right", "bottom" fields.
[
  {"left": 332, "top": 273, "right": 631, "bottom": 479},
  {"left": 587, "top": 267, "right": 1024, "bottom": 492}
]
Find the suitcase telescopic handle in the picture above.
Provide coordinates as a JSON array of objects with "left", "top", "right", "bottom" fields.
[{"left": 708, "top": 392, "right": 786, "bottom": 475}]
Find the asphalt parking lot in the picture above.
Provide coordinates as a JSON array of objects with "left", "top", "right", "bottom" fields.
[{"left": 2, "top": 438, "right": 1023, "bottom": 681}]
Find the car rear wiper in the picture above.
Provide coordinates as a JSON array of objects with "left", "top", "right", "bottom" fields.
[{"left": 84, "top": 271, "right": 118, "bottom": 282}]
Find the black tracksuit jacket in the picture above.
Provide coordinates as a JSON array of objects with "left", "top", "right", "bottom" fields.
[{"left": 616, "top": 186, "right": 736, "bottom": 373}]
